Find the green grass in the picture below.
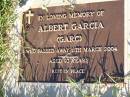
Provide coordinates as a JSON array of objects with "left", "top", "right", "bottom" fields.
[
  {"left": 0, "top": 0, "right": 18, "bottom": 70},
  {"left": 0, "top": 0, "right": 19, "bottom": 96}
]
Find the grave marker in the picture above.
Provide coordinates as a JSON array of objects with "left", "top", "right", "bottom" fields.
[{"left": 20, "top": 0, "right": 124, "bottom": 83}]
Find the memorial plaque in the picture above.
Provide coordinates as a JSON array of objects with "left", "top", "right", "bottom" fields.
[{"left": 20, "top": 0, "right": 124, "bottom": 83}]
